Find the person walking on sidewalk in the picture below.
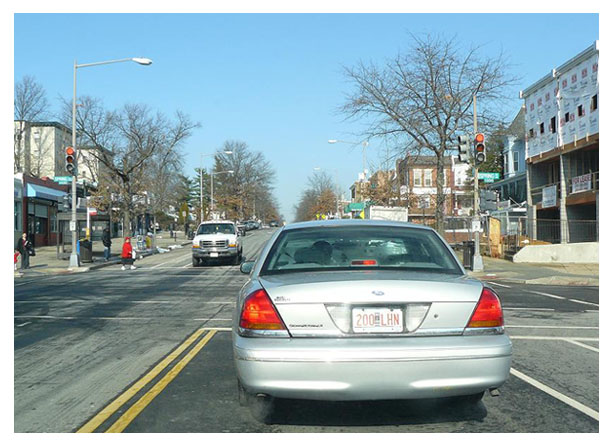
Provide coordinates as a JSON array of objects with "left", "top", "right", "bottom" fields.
[
  {"left": 120, "top": 237, "right": 137, "bottom": 270},
  {"left": 15, "top": 233, "right": 34, "bottom": 269},
  {"left": 102, "top": 227, "right": 112, "bottom": 261},
  {"left": 15, "top": 233, "right": 33, "bottom": 270}
]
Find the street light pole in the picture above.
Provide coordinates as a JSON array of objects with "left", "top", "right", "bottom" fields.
[
  {"left": 472, "top": 95, "right": 484, "bottom": 272},
  {"left": 200, "top": 151, "right": 233, "bottom": 222},
  {"left": 210, "top": 170, "right": 234, "bottom": 220},
  {"left": 68, "top": 57, "right": 152, "bottom": 269}
]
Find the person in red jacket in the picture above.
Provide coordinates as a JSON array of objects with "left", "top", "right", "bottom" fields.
[{"left": 120, "top": 237, "right": 137, "bottom": 270}]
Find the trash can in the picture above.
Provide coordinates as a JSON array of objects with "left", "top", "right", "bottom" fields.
[
  {"left": 462, "top": 240, "right": 475, "bottom": 270},
  {"left": 80, "top": 239, "right": 93, "bottom": 263}
]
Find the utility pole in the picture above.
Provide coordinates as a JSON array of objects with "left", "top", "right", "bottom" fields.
[{"left": 472, "top": 95, "right": 484, "bottom": 272}]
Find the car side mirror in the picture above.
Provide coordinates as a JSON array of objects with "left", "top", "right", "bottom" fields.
[{"left": 240, "top": 261, "right": 255, "bottom": 274}]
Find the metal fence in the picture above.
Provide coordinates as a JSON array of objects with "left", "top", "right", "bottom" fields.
[{"left": 422, "top": 215, "right": 598, "bottom": 256}]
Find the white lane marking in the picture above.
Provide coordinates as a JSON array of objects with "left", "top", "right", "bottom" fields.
[
  {"left": 568, "top": 299, "right": 599, "bottom": 307},
  {"left": 14, "top": 315, "right": 235, "bottom": 322},
  {"left": 487, "top": 282, "right": 512, "bottom": 288},
  {"left": 14, "top": 300, "right": 177, "bottom": 304},
  {"left": 16, "top": 322, "right": 31, "bottom": 327},
  {"left": 506, "top": 325, "right": 598, "bottom": 330},
  {"left": 504, "top": 307, "right": 555, "bottom": 312},
  {"left": 528, "top": 290, "right": 599, "bottom": 307},
  {"left": 182, "top": 263, "right": 192, "bottom": 268},
  {"left": 564, "top": 339, "right": 599, "bottom": 353},
  {"left": 529, "top": 291, "right": 565, "bottom": 300},
  {"left": 510, "top": 368, "right": 599, "bottom": 421},
  {"left": 509, "top": 336, "right": 599, "bottom": 341}
]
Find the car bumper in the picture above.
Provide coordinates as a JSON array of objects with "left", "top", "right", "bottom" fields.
[
  {"left": 233, "top": 334, "right": 512, "bottom": 401},
  {"left": 192, "top": 247, "right": 238, "bottom": 259}
]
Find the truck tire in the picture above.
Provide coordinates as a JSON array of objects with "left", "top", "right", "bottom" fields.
[{"left": 192, "top": 257, "right": 199, "bottom": 267}]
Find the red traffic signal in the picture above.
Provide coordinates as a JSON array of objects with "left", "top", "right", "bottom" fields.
[
  {"left": 474, "top": 134, "right": 486, "bottom": 165},
  {"left": 65, "top": 146, "right": 76, "bottom": 175}
]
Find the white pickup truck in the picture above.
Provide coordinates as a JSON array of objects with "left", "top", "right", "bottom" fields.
[{"left": 192, "top": 220, "right": 243, "bottom": 266}]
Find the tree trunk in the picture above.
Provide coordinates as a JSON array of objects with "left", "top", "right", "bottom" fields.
[{"left": 435, "top": 150, "right": 445, "bottom": 235}]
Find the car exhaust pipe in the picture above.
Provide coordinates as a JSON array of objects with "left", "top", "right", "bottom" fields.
[{"left": 489, "top": 388, "right": 500, "bottom": 397}]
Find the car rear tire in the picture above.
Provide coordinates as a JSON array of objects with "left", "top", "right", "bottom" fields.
[
  {"left": 247, "top": 393, "right": 276, "bottom": 424},
  {"left": 237, "top": 380, "right": 248, "bottom": 407},
  {"left": 455, "top": 391, "right": 485, "bottom": 404}
]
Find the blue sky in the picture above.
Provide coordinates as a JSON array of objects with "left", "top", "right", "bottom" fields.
[{"left": 14, "top": 13, "right": 599, "bottom": 221}]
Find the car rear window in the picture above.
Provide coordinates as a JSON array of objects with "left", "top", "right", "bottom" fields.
[
  {"left": 197, "top": 223, "right": 235, "bottom": 235},
  {"left": 261, "top": 226, "right": 462, "bottom": 275}
]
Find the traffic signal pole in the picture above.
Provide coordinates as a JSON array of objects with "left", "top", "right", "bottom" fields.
[
  {"left": 69, "top": 60, "right": 80, "bottom": 268},
  {"left": 472, "top": 95, "right": 484, "bottom": 272}
]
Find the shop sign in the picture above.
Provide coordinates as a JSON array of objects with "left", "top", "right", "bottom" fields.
[{"left": 571, "top": 174, "right": 592, "bottom": 194}]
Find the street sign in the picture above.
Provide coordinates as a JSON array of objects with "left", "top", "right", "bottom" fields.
[
  {"left": 54, "top": 176, "right": 73, "bottom": 183},
  {"left": 477, "top": 172, "right": 500, "bottom": 183}
]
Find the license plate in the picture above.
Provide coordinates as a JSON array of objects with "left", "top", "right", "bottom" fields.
[
  {"left": 352, "top": 307, "right": 403, "bottom": 333},
  {"left": 210, "top": 252, "right": 219, "bottom": 258}
]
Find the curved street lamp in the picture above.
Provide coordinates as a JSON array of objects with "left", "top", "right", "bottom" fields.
[{"left": 69, "top": 56, "right": 152, "bottom": 268}]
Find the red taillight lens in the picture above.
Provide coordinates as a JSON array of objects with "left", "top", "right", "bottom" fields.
[
  {"left": 239, "top": 289, "right": 287, "bottom": 330},
  {"left": 467, "top": 288, "right": 504, "bottom": 328}
]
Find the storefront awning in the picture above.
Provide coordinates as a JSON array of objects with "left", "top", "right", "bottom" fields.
[{"left": 26, "top": 184, "right": 66, "bottom": 202}]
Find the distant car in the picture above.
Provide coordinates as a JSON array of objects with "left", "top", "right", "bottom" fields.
[
  {"left": 192, "top": 221, "right": 243, "bottom": 266},
  {"left": 269, "top": 220, "right": 279, "bottom": 227},
  {"left": 233, "top": 219, "right": 511, "bottom": 423}
]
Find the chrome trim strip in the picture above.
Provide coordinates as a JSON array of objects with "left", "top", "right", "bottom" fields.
[
  {"left": 237, "top": 327, "right": 290, "bottom": 338},
  {"left": 286, "top": 328, "right": 467, "bottom": 338},
  {"left": 235, "top": 353, "right": 512, "bottom": 363},
  {"left": 463, "top": 327, "right": 505, "bottom": 335}
]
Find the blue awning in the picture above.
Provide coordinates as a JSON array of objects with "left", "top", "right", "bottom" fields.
[{"left": 26, "top": 184, "right": 66, "bottom": 201}]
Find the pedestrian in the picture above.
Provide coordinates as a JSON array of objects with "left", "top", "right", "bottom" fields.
[
  {"left": 102, "top": 227, "right": 112, "bottom": 261},
  {"left": 14, "top": 251, "right": 19, "bottom": 271},
  {"left": 120, "top": 237, "right": 137, "bottom": 270},
  {"left": 15, "top": 233, "right": 33, "bottom": 270}
]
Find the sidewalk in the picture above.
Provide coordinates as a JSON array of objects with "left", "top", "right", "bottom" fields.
[
  {"left": 14, "top": 231, "right": 193, "bottom": 277},
  {"left": 468, "top": 256, "right": 599, "bottom": 286}
]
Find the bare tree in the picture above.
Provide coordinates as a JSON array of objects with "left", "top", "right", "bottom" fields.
[
  {"left": 341, "top": 33, "right": 518, "bottom": 232},
  {"left": 61, "top": 96, "right": 199, "bottom": 234},
  {"left": 294, "top": 171, "right": 337, "bottom": 222},
  {"left": 14, "top": 76, "right": 49, "bottom": 173},
  {"left": 213, "top": 141, "right": 278, "bottom": 221}
]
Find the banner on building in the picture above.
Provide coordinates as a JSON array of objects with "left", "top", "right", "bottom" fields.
[
  {"left": 542, "top": 185, "right": 558, "bottom": 208},
  {"left": 571, "top": 174, "right": 592, "bottom": 193}
]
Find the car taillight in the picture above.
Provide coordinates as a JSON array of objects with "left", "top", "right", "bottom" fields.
[
  {"left": 466, "top": 287, "right": 504, "bottom": 329},
  {"left": 239, "top": 289, "right": 287, "bottom": 331}
]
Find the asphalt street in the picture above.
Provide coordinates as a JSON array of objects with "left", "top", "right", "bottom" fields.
[{"left": 14, "top": 229, "right": 599, "bottom": 433}]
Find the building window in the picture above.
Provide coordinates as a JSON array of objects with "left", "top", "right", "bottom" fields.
[
  {"left": 513, "top": 151, "right": 519, "bottom": 173},
  {"left": 539, "top": 122, "right": 545, "bottom": 134},
  {"left": 503, "top": 152, "right": 509, "bottom": 173},
  {"left": 14, "top": 201, "right": 22, "bottom": 233},
  {"left": 564, "top": 112, "right": 570, "bottom": 123},
  {"left": 550, "top": 116, "right": 556, "bottom": 133},
  {"left": 413, "top": 169, "right": 422, "bottom": 187},
  {"left": 424, "top": 169, "right": 432, "bottom": 187},
  {"left": 529, "top": 129, "right": 534, "bottom": 138},
  {"left": 578, "top": 105, "right": 585, "bottom": 117},
  {"left": 443, "top": 170, "right": 449, "bottom": 187},
  {"left": 591, "top": 94, "right": 598, "bottom": 111}
]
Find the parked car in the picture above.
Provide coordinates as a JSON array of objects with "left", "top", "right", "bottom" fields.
[
  {"left": 233, "top": 219, "right": 511, "bottom": 423},
  {"left": 269, "top": 220, "right": 279, "bottom": 227},
  {"left": 192, "top": 221, "right": 243, "bottom": 266}
]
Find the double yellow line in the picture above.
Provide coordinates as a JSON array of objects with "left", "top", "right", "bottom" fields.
[{"left": 77, "top": 328, "right": 217, "bottom": 433}]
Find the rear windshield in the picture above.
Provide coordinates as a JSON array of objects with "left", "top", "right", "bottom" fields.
[
  {"left": 261, "top": 226, "right": 462, "bottom": 275},
  {"left": 197, "top": 223, "right": 235, "bottom": 235}
]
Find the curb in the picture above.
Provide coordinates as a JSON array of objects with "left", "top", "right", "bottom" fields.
[{"left": 18, "top": 240, "right": 193, "bottom": 276}]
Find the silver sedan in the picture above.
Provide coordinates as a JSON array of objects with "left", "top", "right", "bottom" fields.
[{"left": 232, "top": 220, "right": 511, "bottom": 423}]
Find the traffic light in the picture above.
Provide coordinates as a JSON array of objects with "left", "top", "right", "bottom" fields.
[
  {"left": 457, "top": 135, "right": 470, "bottom": 163},
  {"left": 479, "top": 189, "right": 498, "bottom": 212},
  {"left": 62, "top": 194, "right": 71, "bottom": 211},
  {"left": 474, "top": 133, "right": 486, "bottom": 165},
  {"left": 65, "top": 146, "right": 76, "bottom": 175}
]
